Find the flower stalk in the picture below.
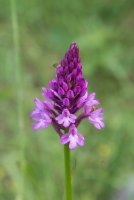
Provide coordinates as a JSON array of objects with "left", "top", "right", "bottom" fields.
[{"left": 64, "top": 144, "right": 72, "bottom": 200}]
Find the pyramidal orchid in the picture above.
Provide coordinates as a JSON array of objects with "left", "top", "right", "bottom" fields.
[
  {"left": 30, "top": 42, "right": 105, "bottom": 149},
  {"left": 30, "top": 42, "right": 105, "bottom": 200}
]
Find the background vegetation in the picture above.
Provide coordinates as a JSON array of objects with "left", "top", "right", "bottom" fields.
[{"left": 0, "top": 0, "right": 134, "bottom": 199}]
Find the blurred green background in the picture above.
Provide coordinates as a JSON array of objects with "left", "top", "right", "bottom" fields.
[{"left": 0, "top": 0, "right": 134, "bottom": 200}]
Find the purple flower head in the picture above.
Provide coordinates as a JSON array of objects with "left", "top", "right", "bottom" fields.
[{"left": 30, "top": 42, "right": 105, "bottom": 150}]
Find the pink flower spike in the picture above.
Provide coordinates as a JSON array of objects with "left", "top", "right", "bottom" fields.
[
  {"left": 56, "top": 109, "right": 76, "bottom": 128},
  {"left": 30, "top": 42, "right": 105, "bottom": 148},
  {"left": 61, "top": 124, "right": 85, "bottom": 150}
]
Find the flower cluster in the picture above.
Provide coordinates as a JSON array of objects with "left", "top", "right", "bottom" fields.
[{"left": 30, "top": 42, "right": 105, "bottom": 150}]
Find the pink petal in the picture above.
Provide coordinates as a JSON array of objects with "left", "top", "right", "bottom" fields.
[
  {"left": 63, "top": 118, "right": 70, "bottom": 127},
  {"left": 32, "top": 121, "right": 43, "bottom": 130},
  {"left": 94, "top": 123, "right": 101, "bottom": 129},
  {"left": 61, "top": 133, "right": 70, "bottom": 144},
  {"left": 100, "top": 121, "right": 105, "bottom": 128},
  {"left": 34, "top": 98, "right": 44, "bottom": 110},
  {"left": 69, "top": 136, "right": 77, "bottom": 150},
  {"left": 77, "top": 133, "right": 85, "bottom": 146},
  {"left": 87, "top": 92, "right": 96, "bottom": 101},
  {"left": 56, "top": 115, "right": 64, "bottom": 124},
  {"left": 70, "top": 114, "right": 77, "bottom": 120},
  {"left": 30, "top": 110, "right": 39, "bottom": 117}
]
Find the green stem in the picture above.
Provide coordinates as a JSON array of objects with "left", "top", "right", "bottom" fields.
[
  {"left": 10, "top": 0, "right": 22, "bottom": 125},
  {"left": 64, "top": 144, "right": 72, "bottom": 200},
  {"left": 10, "top": 0, "right": 25, "bottom": 198}
]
